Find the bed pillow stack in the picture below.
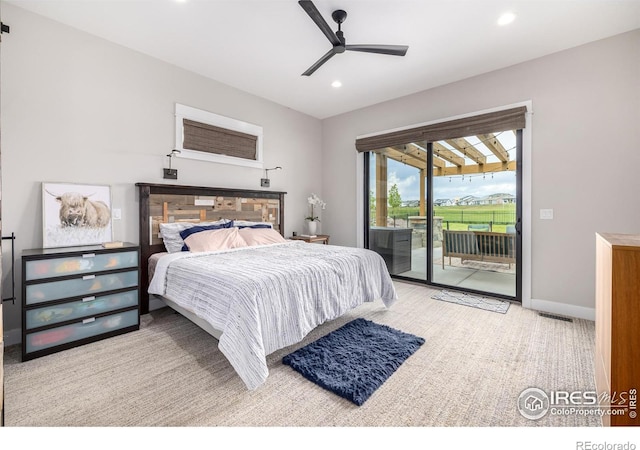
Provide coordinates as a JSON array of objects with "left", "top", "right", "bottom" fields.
[
  {"left": 159, "top": 220, "right": 233, "bottom": 253},
  {"left": 180, "top": 223, "right": 286, "bottom": 252}
]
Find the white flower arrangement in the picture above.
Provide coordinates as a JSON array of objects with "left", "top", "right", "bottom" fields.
[{"left": 305, "top": 193, "right": 326, "bottom": 222}]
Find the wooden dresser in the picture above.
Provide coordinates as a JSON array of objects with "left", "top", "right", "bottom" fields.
[
  {"left": 595, "top": 232, "right": 640, "bottom": 426},
  {"left": 21, "top": 244, "right": 140, "bottom": 361}
]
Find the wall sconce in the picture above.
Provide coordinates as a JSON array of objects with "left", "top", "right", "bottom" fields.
[
  {"left": 163, "top": 149, "right": 181, "bottom": 179},
  {"left": 261, "top": 166, "right": 282, "bottom": 187}
]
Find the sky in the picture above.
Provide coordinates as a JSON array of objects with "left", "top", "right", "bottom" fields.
[{"left": 371, "top": 157, "right": 517, "bottom": 202}]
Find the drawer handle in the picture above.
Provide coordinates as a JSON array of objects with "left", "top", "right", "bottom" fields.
[
  {"left": 82, "top": 296, "right": 96, "bottom": 302},
  {"left": 82, "top": 317, "right": 96, "bottom": 324},
  {"left": 82, "top": 253, "right": 96, "bottom": 259},
  {"left": 82, "top": 274, "right": 96, "bottom": 280}
]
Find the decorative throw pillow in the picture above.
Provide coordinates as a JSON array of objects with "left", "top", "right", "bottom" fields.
[
  {"left": 179, "top": 221, "right": 236, "bottom": 250},
  {"left": 233, "top": 221, "right": 273, "bottom": 229},
  {"left": 183, "top": 227, "right": 248, "bottom": 252},
  {"left": 238, "top": 227, "right": 286, "bottom": 246},
  {"left": 159, "top": 220, "right": 231, "bottom": 253}
]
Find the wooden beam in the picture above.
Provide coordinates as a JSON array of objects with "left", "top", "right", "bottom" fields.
[
  {"left": 477, "top": 133, "right": 509, "bottom": 162},
  {"left": 445, "top": 138, "right": 487, "bottom": 165},
  {"left": 433, "top": 143, "right": 465, "bottom": 166},
  {"left": 434, "top": 160, "right": 516, "bottom": 176},
  {"left": 375, "top": 154, "right": 388, "bottom": 226},
  {"left": 385, "top": 146, "right": 426, "bottom": 170}
]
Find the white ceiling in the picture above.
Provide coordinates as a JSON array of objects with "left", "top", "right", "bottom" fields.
[{"left": 6, "top": 0, "right": 640, "bottom": 119}]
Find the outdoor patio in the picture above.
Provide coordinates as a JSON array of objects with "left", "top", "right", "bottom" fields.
[{"left": 397, "top": 245, "right": 516, "bottom": 298}]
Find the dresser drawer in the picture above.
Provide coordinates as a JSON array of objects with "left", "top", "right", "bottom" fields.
[
  {"left": 25, "top": 289, "right": 139, "bottom": 329},
  {"left": 25, "top": 270, "right": 138, "bottom": 305},
  {"left": 25, "top": 309, "right": 139, "bottom": 354},
  {"left": 25, "top": 250, "right": 138, "bottom": 281}
]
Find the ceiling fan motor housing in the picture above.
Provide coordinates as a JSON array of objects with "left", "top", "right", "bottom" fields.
[{"left": 331, "top": 9, "right": 347, "bottom": 25}]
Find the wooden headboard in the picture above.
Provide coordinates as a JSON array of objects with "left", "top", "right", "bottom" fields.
[{"left": 136, "top": 182, "right": 287, "bottom": 314}]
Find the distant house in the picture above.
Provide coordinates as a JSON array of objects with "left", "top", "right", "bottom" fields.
[
  {"left": 434, "top": 198, "right": 454, "bottom": 206},
  {"left": 455, "top": 193, "right": 515, "bottom": 206},
  {"left": 486, "top": 193, "right": 516, "bottom": 205},
  {"left": 457, "top": 195, "right": 477, "bottom": 206}
]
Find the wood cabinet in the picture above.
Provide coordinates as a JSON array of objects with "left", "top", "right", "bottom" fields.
[
  {"left": 21, "top": 244, "right": 140, "bottom": 361},
  {"left": 595, "top": 232, "right": 640, "bottom": 426}
]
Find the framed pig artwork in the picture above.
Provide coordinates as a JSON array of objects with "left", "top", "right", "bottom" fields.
[{"left": 42, "top": 182, "right": 113, "bottom": 248}]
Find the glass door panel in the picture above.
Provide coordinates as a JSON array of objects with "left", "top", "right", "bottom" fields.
[
  {"left": 367, "top": 151, "right": 427, "bottom": 281},
  {"left": 431, "top": 132, "right": 518, "bottom": 298}
]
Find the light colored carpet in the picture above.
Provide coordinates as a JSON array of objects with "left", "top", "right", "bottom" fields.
[{"left": 3, "top": 281, "right": 598, "bottom": 427}]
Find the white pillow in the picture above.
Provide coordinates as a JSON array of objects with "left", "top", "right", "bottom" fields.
[
  {"left": 159, "top": 220, "right": 229, "bottom": 253},
  {"left": 183, "top": 227, "right": 248, "bottom": 252},
  {"left": 238, "top": 227, "right": 286, "bottom": 246}
]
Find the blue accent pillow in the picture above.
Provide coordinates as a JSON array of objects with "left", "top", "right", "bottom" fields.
[
  {"left": 180, "top": 221, "right": 234, "bottom": 251},
  {"left": 236, "top": 224, "right": 272, "bottom": 229}
]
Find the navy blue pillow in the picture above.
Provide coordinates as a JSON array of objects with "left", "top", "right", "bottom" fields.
[
  {"left": 180, "top": 221, "right": 234, "bottom": 251},
  {"left": 236, "top": 224, "right": 272, "bottom": 229}
]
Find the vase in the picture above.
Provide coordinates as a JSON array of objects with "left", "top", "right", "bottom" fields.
[{"left": 307, "top": 221, "right": 317, "bottom": 235}]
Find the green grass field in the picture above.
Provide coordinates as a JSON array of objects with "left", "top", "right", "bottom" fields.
[{"left": 375, "top": 204, "right": 516, "bottom": 232}]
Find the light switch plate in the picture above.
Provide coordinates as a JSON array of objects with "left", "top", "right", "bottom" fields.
[
  {"left": 112, "top": 208, "right": 122, "bottom": 220},
  {"left": 540, "top": 209, "right": 554, "bottom": 220}
]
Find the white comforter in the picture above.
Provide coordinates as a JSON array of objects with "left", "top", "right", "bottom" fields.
[{"left": 148, "top": 241, "right": 397, "bottom": 390}]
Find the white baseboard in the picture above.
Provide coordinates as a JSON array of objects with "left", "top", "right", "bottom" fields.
[{"left": 529, "top": 298, "right": 595, "bottom": 321}]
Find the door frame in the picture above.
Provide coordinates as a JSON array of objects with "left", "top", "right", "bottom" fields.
[{"left": 357, "top": 101, "right": 532, "bottom": 306}]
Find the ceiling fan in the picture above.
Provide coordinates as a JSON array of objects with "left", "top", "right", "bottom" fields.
[{"left": 298, "top": 0, "right": 409, "bottom": 76}]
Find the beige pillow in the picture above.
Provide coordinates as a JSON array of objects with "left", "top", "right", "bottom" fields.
[
  {"left": 238, "top": 227, "right": 286, "bottom": 246},
  {"left": 183, "top": 227, "right": 247, "bottom": 252}
]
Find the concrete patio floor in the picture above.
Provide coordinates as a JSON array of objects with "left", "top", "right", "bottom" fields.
[{"left": 397, "top": 246, "right": 516, "bottom": 298}]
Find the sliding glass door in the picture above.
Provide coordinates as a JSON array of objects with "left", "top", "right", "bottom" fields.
[{"left": 365, "top": 130, "right": 522, "bottom": 301}]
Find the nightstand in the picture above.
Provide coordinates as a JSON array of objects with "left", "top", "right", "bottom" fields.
[{"left": 290, "top": 234, "right": 330, "bottom": 245}]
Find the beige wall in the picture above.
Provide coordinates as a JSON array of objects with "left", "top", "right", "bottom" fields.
[
  {"left": 1, "top": 3, "right": 638, "bottom": 339},
  {"left": 0, "top": 4, "right": 322, "bottom": 340},
  {"left": 321, "top": 29, "right": 640, "bottom": 317}
]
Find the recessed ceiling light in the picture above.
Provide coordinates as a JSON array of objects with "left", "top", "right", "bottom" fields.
[
  {"left": 497, "top": 12, "right": 516, "bottom": 26},
  {"left": 331, "top": 80, "right": 342, "bottom": 88}
]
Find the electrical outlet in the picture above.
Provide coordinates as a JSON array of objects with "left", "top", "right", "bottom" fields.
[{"left": 540, "top": 209, "right": 554, "bottom": 220}]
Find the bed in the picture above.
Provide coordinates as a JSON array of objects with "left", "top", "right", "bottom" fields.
[{"left": 137, "top": 183, "right": 397, "bottom": 389}]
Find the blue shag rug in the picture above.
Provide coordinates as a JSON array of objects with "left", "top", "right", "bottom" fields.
[{"left": 282, "top": 318, "right": 425, "bottom": 406}]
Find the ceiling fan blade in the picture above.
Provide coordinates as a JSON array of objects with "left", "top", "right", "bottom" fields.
[
  {"left": 345, "top": 44, "right": 409, "bottom": 56},
  {"left": 298, "top": 0, "right": 341, "bottom": 47},
  {"left": 302, "top": 49, "right": 336, "bottom": 76}
]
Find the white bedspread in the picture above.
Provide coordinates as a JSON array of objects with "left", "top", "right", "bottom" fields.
[{"left": 148, "top": 241, "right": 397, "bottom": 390}]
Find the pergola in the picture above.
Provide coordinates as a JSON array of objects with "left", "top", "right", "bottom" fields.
[{"left": 373, "top": 132, "right": 517, "bottom": 226}]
